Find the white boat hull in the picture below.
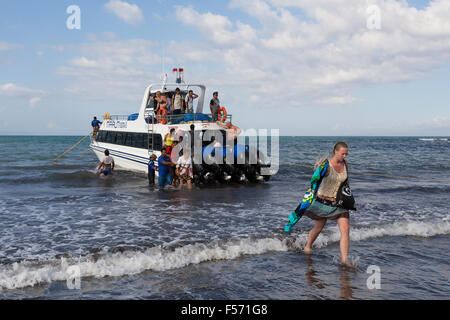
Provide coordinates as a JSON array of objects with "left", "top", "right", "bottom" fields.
[{"left": 91, "top": 141, "right": 156, "bottom": 174}]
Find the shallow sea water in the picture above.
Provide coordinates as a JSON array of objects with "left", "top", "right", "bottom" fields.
[{"left": 0, "top": 136, "right": 449, "bottom": 299}]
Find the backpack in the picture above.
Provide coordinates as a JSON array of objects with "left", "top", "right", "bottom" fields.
[{"left": 335, "top": 161, "right": 356, "bottom": 211}]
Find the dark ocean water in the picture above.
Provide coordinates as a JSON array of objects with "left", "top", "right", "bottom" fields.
[{"left": 0, "top": 136, "right": 448, "bottom": 300}]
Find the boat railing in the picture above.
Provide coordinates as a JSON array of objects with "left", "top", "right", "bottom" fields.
[{"left": 105, "top": 112, "right": 232, "bottom": 124}]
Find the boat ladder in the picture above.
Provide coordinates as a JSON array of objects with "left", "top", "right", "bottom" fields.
[{"left": 145, "top": 107, "right": 155, "bottom": 156}]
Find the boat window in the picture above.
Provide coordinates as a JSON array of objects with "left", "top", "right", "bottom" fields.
[
  {"left": 125, "top": 133, "right": 133, "bottom": 147},
  {"left": 115, "top": 132, "right": 123, "bottom": 145},
  {"left": 96, "top": 130, "right": 104, "bottom": 142},
  {"left": 134, "top": 133, "right": 146, "bottom": 149},
  {"left": 96, "top": 131, "right": 162, "bottom": 150},
  {"left": 105, "top": 131, "right": 114, "bottom": 144},
  {"left": 148, "top": 134, "right": 163, "bottom": 150}
]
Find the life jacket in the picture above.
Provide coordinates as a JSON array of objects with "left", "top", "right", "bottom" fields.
[{"left": 166, "top": 145, "right": 173, "bottom": 160}]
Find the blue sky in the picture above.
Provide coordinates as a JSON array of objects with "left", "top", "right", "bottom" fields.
[{"left": 0, "top": 0, "right": 449, "bottom": 136}]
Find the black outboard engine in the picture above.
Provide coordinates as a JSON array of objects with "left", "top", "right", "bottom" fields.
[{"left": 189, "top": 129, "right": 272, "bottom": 185}]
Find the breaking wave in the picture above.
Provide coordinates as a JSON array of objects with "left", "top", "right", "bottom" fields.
[{"left": 0, "top": 220, "right": 448, "bottom": 290}]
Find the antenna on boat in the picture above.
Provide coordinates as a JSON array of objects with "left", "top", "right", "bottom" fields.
[
  {"left": 160, "top": 47, "right": 168, "bottom": 90},
  {"left": 161, "top": 46, "right": 166, "bottom": 75}
]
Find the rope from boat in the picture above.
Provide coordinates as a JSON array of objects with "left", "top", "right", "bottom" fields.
[
  {"left": 283, "top": 162, "right": 450, "bottom": 184},
  {"left": 53, "top": 132, "right": 92, "bottom": 161}
]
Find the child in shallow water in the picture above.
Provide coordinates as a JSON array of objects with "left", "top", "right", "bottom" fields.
[{"left": 97, "top": 149, "right": 115, "bottom": 176}]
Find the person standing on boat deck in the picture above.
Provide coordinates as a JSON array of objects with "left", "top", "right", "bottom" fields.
[
  {"left": 186, "top": 90, "right": 198, "bottom": 114},
  {"left": 91, "top": 117, "right": 102, "bottom": 140},
  {"left": 164, "top": 128, "right": 176, "bottom": 148},
  {"left": 154, "top": 91, "right": 168, "bottom": 115},
  {"left": 158, "top": 148, "right": 175, "bottom": 188},
  {"left": 217, "top": 121, "right": 241, "bottom": 146},
  {"left": 166, "top": 92, "right": 172, "bottom": 113},
  {"left": 210, "top": 92, "right": 220, "bottom": 121},
  {"left": 148, "top": 154, "right": 157, "bottom": 186},
  {"left": 303, "top": 142, "right": 352, "bottom": 265},
  {"left": 97, "top": 149, "right": 115, "bottom": 176},
  {"left": 146, "top": 93, "right": 156, "bottom": 109},
  {"left": 172, "top": 88, "right": 183, "bottom": 115}
]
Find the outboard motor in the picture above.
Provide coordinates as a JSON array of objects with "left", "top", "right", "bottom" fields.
[{"left": 191, "top": 135, "right": 272, "bottom": 185}]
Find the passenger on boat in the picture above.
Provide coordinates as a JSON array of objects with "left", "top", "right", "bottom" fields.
[
  {"left": 176, "top": 151, "right": 193, "bottom": 189},
  {"left": 154, "top": 91, "right": 168, "bottom": 114},
  {"left": 91, "top": 117, "right": 102, "bottom": 140},
  {"left": 210, "top": 92, "right": 220, "bottom": 121},
  {"left": 146, "top": 93, "right": 156, "bottom": 109},
  {"left": 148, "top": 154, "right": 157, "bottom": 186},
  {"left": 166, "top": 92, "right": 172, "bottom": 113},
  {"left": 164, "top": 128, "right": 176, "bottom": 147},
  {"left": 217, "top": 121, "right": 241, "bottom": 146},
  {"left": 185, "top": 90, "right": 198, "bottom": 114},
  {"left": 172, "top": 88, "right": 184, "bottom": 116},
  {"left": 158, "top": 148, "right": 175, "bottom": 188},
  {"left": 97, "top": 149, "right": 115, "bottom": 176}
]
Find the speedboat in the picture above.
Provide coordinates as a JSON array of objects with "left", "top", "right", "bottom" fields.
[{"left": 90, "top": 70, "right": 273, "bottom": 184}]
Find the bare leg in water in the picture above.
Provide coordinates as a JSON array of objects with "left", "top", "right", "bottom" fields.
[
  {"left": 304, "top": 218, "right": 327, "bottom": 253},
  {"left": 337, "top": 212, "right": 350, "bottom": 264}
]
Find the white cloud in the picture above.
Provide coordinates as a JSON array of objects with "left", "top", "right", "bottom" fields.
[
  {"left": 0, "top": 42, "right": 22, "bottom": 51},
  {"left": 415, "top": 116, "right": 450, "bottom": 128},
  {"left": 175, "top": 6, "right": 256, "bottom": 45},
  {"left": 315, "top": 95, "right": 360, "bottom": 105},
  {"left": 51, "top": 45, "right": 65, "bottom": 52},
  {"left": 105, "top": 0, "right": 144, "bottom": 25},
  {"left": 173, "top": 1, "right": 450, "bottom": 107},
  {"left": 69, "top": 56, "right": 98, "bottom": 68},
  {"left": 58, "top": 39, "right": 162, "bottom": 101},
  {"left": 153, "top": 13, "right": 164, "bottom": 21},
  {"left": 29, "top": 97, "right": 41, "bottom": 108},
  {"left": 59, "top": 1, "right": 450, "bottom": 112},
  {"left": 36, "top": 51, "right": 44, "bottom": 57},
  {"left": 0, "top": 83, "right": 45, "bottom": 97}
]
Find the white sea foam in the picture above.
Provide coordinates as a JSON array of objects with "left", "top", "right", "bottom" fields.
[
  {"left": 301, "top": 220, "right": 450, "bottom": 249},
  {"left": 0, "top": 220, "right": 448, "bottom": 290}
]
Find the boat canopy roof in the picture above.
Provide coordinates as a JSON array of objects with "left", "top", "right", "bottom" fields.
[{"left": 141, "top": 82, "right": 206, "bottom": 115}]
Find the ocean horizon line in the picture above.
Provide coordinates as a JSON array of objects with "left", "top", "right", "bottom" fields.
[{"left": 0, "top": 134, "right": 449, "bottom": 138}]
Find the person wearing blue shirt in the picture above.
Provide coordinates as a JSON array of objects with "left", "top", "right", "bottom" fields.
[
  {"left": 148, "top": 154, "right": 157, "bottom": 186},
  {"left": 158, "top": 148, "right": 175, "bottom": 188},
  {"left": 91, "top": 116, "right": 102, "bottom": 140}
]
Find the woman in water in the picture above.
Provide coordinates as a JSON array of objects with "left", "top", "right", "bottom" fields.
[{"left": 303, "top": 142, "right": 351, "bottom": 265}]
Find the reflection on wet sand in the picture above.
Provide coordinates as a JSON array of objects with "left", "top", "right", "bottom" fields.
[
  {"left": 305, "top": 254, "right": 326, "bottom": 289},
  {"left": 304, "top": 254, "right": 355, "bottom": 299},
  {"left": 339, "top": 265, "right": 354, "bottom": 300}
]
